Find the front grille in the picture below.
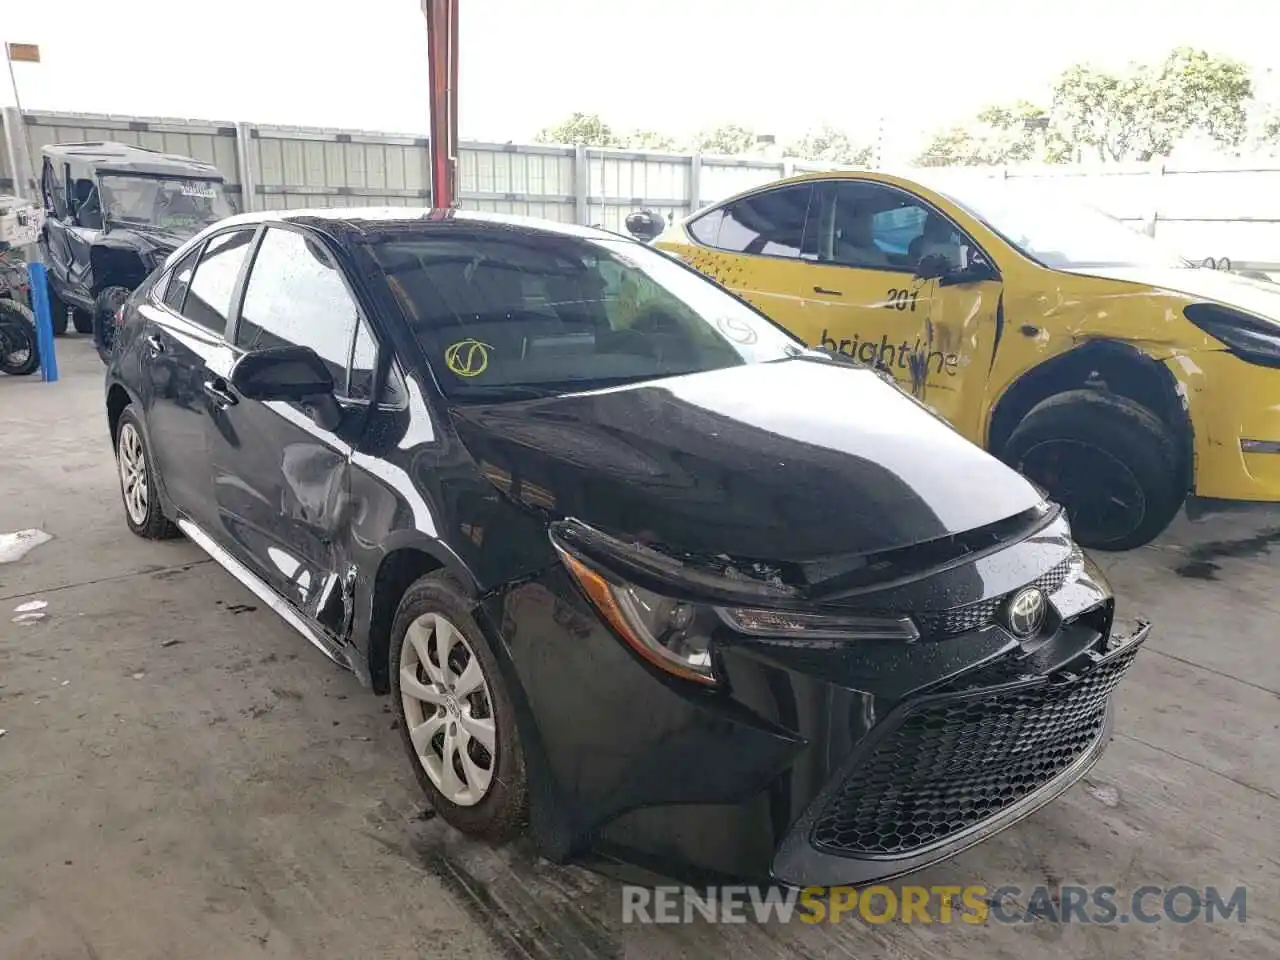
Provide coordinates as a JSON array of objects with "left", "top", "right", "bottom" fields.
[
  {"left": 913, "top": 553, "right": 1075, "bottom": 637},
  {"left": 809, "top": 633, "right": 1140, "bottom": 858}
]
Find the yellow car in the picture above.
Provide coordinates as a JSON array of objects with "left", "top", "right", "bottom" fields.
[{"left": 652, "top": 170, "right": 1280, "bottom": 550}]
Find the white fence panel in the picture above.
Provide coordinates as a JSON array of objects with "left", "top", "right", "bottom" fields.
[{"left": 2, "top": 109, "right": 1276, "bottom": 272}]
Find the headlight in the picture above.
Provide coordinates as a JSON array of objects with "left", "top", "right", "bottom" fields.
[
  {"left": 1184, "top": 303, "right": 1280, "bottom": 368},
  {"left": 555, "top": 546, "right": 920, "bottom": 687},
  {"left": 715, "top": 607, "right": 918, "bottom": 641}
]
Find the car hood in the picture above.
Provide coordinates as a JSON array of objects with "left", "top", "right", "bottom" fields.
[
  {"left": 448, "top": 358, "right": 1044, "bottom": 564},
  {"left": 1067, "top": 265, "right": 1280, "bottom": 323}
]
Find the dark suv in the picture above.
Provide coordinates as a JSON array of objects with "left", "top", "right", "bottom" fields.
[
  {"left": 104, "top": 207, "right": 1150, "bottom": 887},
  {"left": 39, "top": 141, "right": 233, "bottom": 358}
]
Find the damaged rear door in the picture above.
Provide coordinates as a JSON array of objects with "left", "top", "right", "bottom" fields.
[{"left": 204, "top": 225, "right": 364, "bottom": 638}]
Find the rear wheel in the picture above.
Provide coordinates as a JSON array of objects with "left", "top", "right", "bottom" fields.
[
  {"left": 390, "top": 572, "right": 528, "bottom": 839},
  {"left": 72, "top": 309, "right": 94, "bottom": 334},
  {"left": 0, "top": 299, "right": 40, "bottom": 376},
  {"left": 1001, "top": 389, "right": 1184, "bottom": 551},
  {"left": 93, "top": 285, "right": 131, "bottom": 364}
]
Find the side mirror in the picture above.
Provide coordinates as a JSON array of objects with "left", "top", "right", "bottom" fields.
[
  {"left": 230, "top": 345, "right": 342, "bottom": 429},
  {"left": 916, "top": 246, "right": 998, "bottom": 286},
  {"left": 624, "top": 209, "right": 666, "bottom": 243},
  {"left": 914, "top": 253, "right": 951, "bottom": 281}
]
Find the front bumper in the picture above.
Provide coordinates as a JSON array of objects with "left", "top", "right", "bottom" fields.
[
  {"left": 771, "top": 618, "right": 1149, "bottom": 886},
  {"left": 1179, "top": 350, "right": 1280, "bottom": 501},
  {"left": 488, "top": 518, "right": 1149, "bottom": 887}
]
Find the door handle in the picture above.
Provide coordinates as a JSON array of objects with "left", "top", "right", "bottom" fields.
[
  {"left": 145, "top": 334, "right": 165, "bottom": 355},
  {"left": 202, "top": 378, "right": 239, "bottom": 409},
  {"left": 813, "top": 286, "right": 843, "bottom": 296}
]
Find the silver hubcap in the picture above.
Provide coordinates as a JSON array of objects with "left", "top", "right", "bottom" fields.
[
  {"left": 399, "top": 613, "right": 497, "bottom": 806},
  {"left": 118, "top": 423, "right": 149, "bottom": 526}
]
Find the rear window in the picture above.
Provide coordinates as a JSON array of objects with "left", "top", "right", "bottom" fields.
[{"left": 371, "top": 229, "right": 801, "bottom": 401}]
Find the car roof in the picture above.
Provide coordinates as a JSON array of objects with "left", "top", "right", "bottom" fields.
[
  {"left": 41, "top": 141, "right": 224, "bottom": 180},
  {"left": 212, "top": 206, "right": 630, "bottom": 244}
]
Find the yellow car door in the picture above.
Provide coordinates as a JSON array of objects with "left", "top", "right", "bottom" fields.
[{"left": 798, "top": 179, "right": 1004, "bottom": 438}]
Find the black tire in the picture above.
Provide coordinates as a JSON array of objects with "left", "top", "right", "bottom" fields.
[
  {"left": 72, "top": 309, "right": 94, "bottom": 334},
  {"left": 46, "top": 284, "right": 70, "bottom": 336},
  {"left": 94, "top": 286, "right": 131, "bottom": 364},
  {"left": 0, "top": 299, "right": 40, "bottom": 376},
  {"left": 390, "top": 571, "right": 528, "bottom": 841},
  {"left": 114, "top": 405, "right": 181, "bottom": 540},
  {"left": 1001, "top": 389, "right": 1185, "bottom": 552}
]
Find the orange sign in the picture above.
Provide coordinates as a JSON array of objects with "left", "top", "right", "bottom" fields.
[{"left": 6, "top": 43, "right": 40, "bottom": 63}]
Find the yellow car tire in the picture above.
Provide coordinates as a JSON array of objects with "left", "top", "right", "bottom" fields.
[{"left": 1002, "top": 390, "right": 1184, "bottom": 552}]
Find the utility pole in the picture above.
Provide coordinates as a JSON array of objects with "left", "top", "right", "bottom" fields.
[
  {"left": 420, "top": 0, "right": 459, "bottom": 209},
  {"left": 4, "top": 42, "right": 39, "bottom": 198}
]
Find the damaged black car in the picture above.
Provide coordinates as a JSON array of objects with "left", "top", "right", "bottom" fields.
[{"left": 104, "top": 207, "right": 1150, "bottom": 887}]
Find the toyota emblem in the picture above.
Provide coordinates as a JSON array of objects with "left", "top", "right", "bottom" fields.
[{"left": 1004, "top": 587, "right": 1047, "bottom": 638}]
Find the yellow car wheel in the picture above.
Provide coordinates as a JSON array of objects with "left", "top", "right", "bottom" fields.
[{"left": 1003, "top": 390, "right": 1184, "bottom": 551}]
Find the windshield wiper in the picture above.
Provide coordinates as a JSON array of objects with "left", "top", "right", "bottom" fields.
[
  {"left": 450, "top": 372, "right": 698, "bottom": 404},
  {"left": 449, "top": 384, "right": 563, "bottom": 403}
]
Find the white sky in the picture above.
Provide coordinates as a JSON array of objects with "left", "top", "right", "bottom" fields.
[{"left": 5, "top": 0, "right": 1278, "bottom": 154}]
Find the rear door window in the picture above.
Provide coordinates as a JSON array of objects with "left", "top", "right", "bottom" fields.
[
  {"left": 707, "top": 184, "right": 813, "bottom": 258},
  {"left": 182, "top": 229, "right": 256, "bottom": 334}
]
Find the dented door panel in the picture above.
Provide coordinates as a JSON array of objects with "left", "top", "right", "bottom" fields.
[{"left": 202, "top": 362, "right": 353, "bottom": 631}]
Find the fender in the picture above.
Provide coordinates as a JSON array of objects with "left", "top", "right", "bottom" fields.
[{"left": 984, "top": 338, "right": 1194, "bottom": 492}]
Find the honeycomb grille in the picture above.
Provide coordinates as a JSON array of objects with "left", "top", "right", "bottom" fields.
[
  {"left": 913, "top": 554, "right": 1075, "bottom": 638},
  {"left": 809, "top": 636, "right": 1139, "bottom": 858}
]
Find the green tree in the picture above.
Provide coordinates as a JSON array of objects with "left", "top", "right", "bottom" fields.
[
  {"left": 621, "top": 129, "right": 682, "bottom": 151},
  {"left": 914, "top": 101, "right": 1067, "bottom": 167},
  {"left": 785, "top": 124, "right": 873, "bottom": 166},
  {"left": 913, "top": 126, "right": 987, "bottom": 167},
  {"left": 1250, "top": 102, "right": 1280, "bottom": 155},
  {"left": 691, "top": 123, "right": 762, "bottom": 156},
  {"left": 534, "top": 112, "right": 621, "bottom": 147},
  {"left": 1052, "top": 48, "right": 1253, "bottom": 161}
]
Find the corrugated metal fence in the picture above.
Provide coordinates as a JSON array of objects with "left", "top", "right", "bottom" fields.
[{"left": 4, "top": 108, "right": 1279, "bottom": 270}]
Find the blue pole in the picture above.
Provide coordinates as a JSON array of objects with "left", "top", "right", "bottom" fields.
[{"left": 26, "top": 261, "right": 57, "bottom": 383}]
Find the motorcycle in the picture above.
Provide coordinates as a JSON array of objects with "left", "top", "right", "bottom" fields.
[{"left": 0, "top": 251, "right": 39, "bottom": 377}]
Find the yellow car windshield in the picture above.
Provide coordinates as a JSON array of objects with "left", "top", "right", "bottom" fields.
[{"left": 929, "top": 177, "right": 1190, "bottom": 271}]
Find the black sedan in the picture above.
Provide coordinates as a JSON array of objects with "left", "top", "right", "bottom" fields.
[{"left": 104, "top": 207, "right": 1149, "bottom": 887}]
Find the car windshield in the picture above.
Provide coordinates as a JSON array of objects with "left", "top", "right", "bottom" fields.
[
  {"left": 928, "top": 177, "right": 1191, "bottom": 271},
  {"left": 372, "top": 228, "right": 806, "bottom": 401},
  {"left": 98, "top": 175, "right": 234, "bottom": 238}
]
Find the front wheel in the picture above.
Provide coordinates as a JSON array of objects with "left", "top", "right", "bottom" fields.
[
  {"left": 390, "top": 572, "right": 528, "bottom": 840},
  {"left": 93, "top": 286, "right": 131, "bottom": 364},
  {"left": 1002, "top": 389, "right": 1185, "bottom": 551}
]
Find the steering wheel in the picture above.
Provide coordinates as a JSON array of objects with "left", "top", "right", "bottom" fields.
[{"left": 628, "top": 306, "right": 685, "bottom": 337}]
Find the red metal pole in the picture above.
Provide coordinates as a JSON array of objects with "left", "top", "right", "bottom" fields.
[{"left": 423, "top": 0, "right": 458, "bottom": 209}]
